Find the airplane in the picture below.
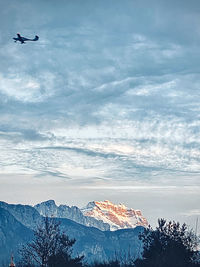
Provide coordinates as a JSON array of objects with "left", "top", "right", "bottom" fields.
[{"left": 13, "top": 33, "right": 39, "bottom": 44}]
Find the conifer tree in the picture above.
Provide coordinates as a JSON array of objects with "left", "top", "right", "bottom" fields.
[{"left": 135, "top": 218, "right": 200, "bottom": 267}]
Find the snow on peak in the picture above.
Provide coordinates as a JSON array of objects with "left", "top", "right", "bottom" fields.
[{"left": 81, "top": 200, "right": 148, "bottom": 231}]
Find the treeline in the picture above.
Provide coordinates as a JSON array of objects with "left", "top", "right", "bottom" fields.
[{"left": 14, "top": 217, "right": 199, "bottom": 267}]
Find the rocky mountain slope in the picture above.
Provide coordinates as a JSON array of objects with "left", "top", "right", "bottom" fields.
[
  {"left": 82, "top": 200, "right": 148, "bottom": 231},
  {"left": 34, "top": 200, "right": 110, "bottom": 231},
  {"left": 0, "top": 201, "right": 42, "bottom": 230},
  {"left": 0, "top": 207, "right": 33, "bottom": 264}
]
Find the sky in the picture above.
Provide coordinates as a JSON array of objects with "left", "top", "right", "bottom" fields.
[{"left": 0, "top": 0, "right": 200, "bottom": 231}]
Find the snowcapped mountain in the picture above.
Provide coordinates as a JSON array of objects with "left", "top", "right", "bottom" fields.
[
  {"left": 81, "top": 200, "right": 148, "bottom": 231},
  {"left": 34, "top": 200, "right": 148, "bottom": 231},
  {"left": 34, "top": 200, "right": 110, "bottom": 231}
]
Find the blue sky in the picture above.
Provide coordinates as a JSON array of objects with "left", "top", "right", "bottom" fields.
[{"left": 0, "top": 0, "right": 200, "bottom": 230}]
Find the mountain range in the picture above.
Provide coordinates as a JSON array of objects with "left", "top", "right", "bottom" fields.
[
  {"left": 0, "top": 200, "right": 146, "bottom": 264},
  {"left": 34, "top": 200, "right": 110, "bottom": 231},
  {"left": 34, "top": 199, "right": 148, "bottom": 231}
]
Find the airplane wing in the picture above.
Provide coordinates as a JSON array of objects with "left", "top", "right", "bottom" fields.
[
  {"left": 17, "top": 34, "right": 31, "bottom": 41},
  {"left": 16, "top": 33, "right": 26, "bottom": 43}
]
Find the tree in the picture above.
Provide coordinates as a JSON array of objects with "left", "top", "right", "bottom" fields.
[
  {"left": 19, "top": 216, "right": 83, "bottom": 267},
  {"left": 135, "top": 218, "right": 200, "bottom": 267}
]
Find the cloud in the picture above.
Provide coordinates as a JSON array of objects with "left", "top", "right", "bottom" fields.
[
  {"left": 0, "top": 0, "right": 200, "bottom": 229},
  {"left": 181, "top": 209, "right": 200, "bottom": 217},
  {"left": 0, "top": 72, "right": 56, "bottom": 103}
]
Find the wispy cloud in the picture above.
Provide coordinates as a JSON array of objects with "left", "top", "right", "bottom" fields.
[
  {"left": 0, "top": 0, "right": 200, "bottom": 228},
  {"left": 181, "top": 209, "right": 200, "bottom": 217}
]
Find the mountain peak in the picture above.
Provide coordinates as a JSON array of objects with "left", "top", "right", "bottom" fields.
[
  {"left": 95, "top": 200, "right": 127, "bottom": 210},
  {"left": 82, "top": 200, "right": 148, "bottom": 231},
  {"left": 42, "top": 199, "right": 56, "bottom": 206},
  {"left": 34, "top": 200, "right": 57, "bottom": 207},
  {"left": 34, "top": 200, "right": 57, "bottom": 217}
]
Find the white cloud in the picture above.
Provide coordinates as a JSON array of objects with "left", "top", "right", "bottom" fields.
[
  {"left": 0, "top": 0, "right": 200, "bottom": 229},
  {"left": 181, "top": 209, "right": 200, "bottom": 217},
  {"left": 0, "top": 72, "right": 56, "bottom": 102}
]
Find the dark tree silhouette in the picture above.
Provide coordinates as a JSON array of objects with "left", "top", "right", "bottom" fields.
[
  {"left": 134, "top": 218, "right": 200, "bottom": 267},
  {"left": 19, "top": 216, "right": 83, "bottom": 267},
  {"left": 89, "top": 257, "right": 136, "bottom": 267}
]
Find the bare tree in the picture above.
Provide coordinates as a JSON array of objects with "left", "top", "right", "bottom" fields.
[{"left": 19, "top": 217, "right": 83, "bottom": 267}]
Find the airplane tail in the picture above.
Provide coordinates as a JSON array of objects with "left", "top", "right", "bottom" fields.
[{"left": 33, "top": 35, "right": 39, "bottom": 41}]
